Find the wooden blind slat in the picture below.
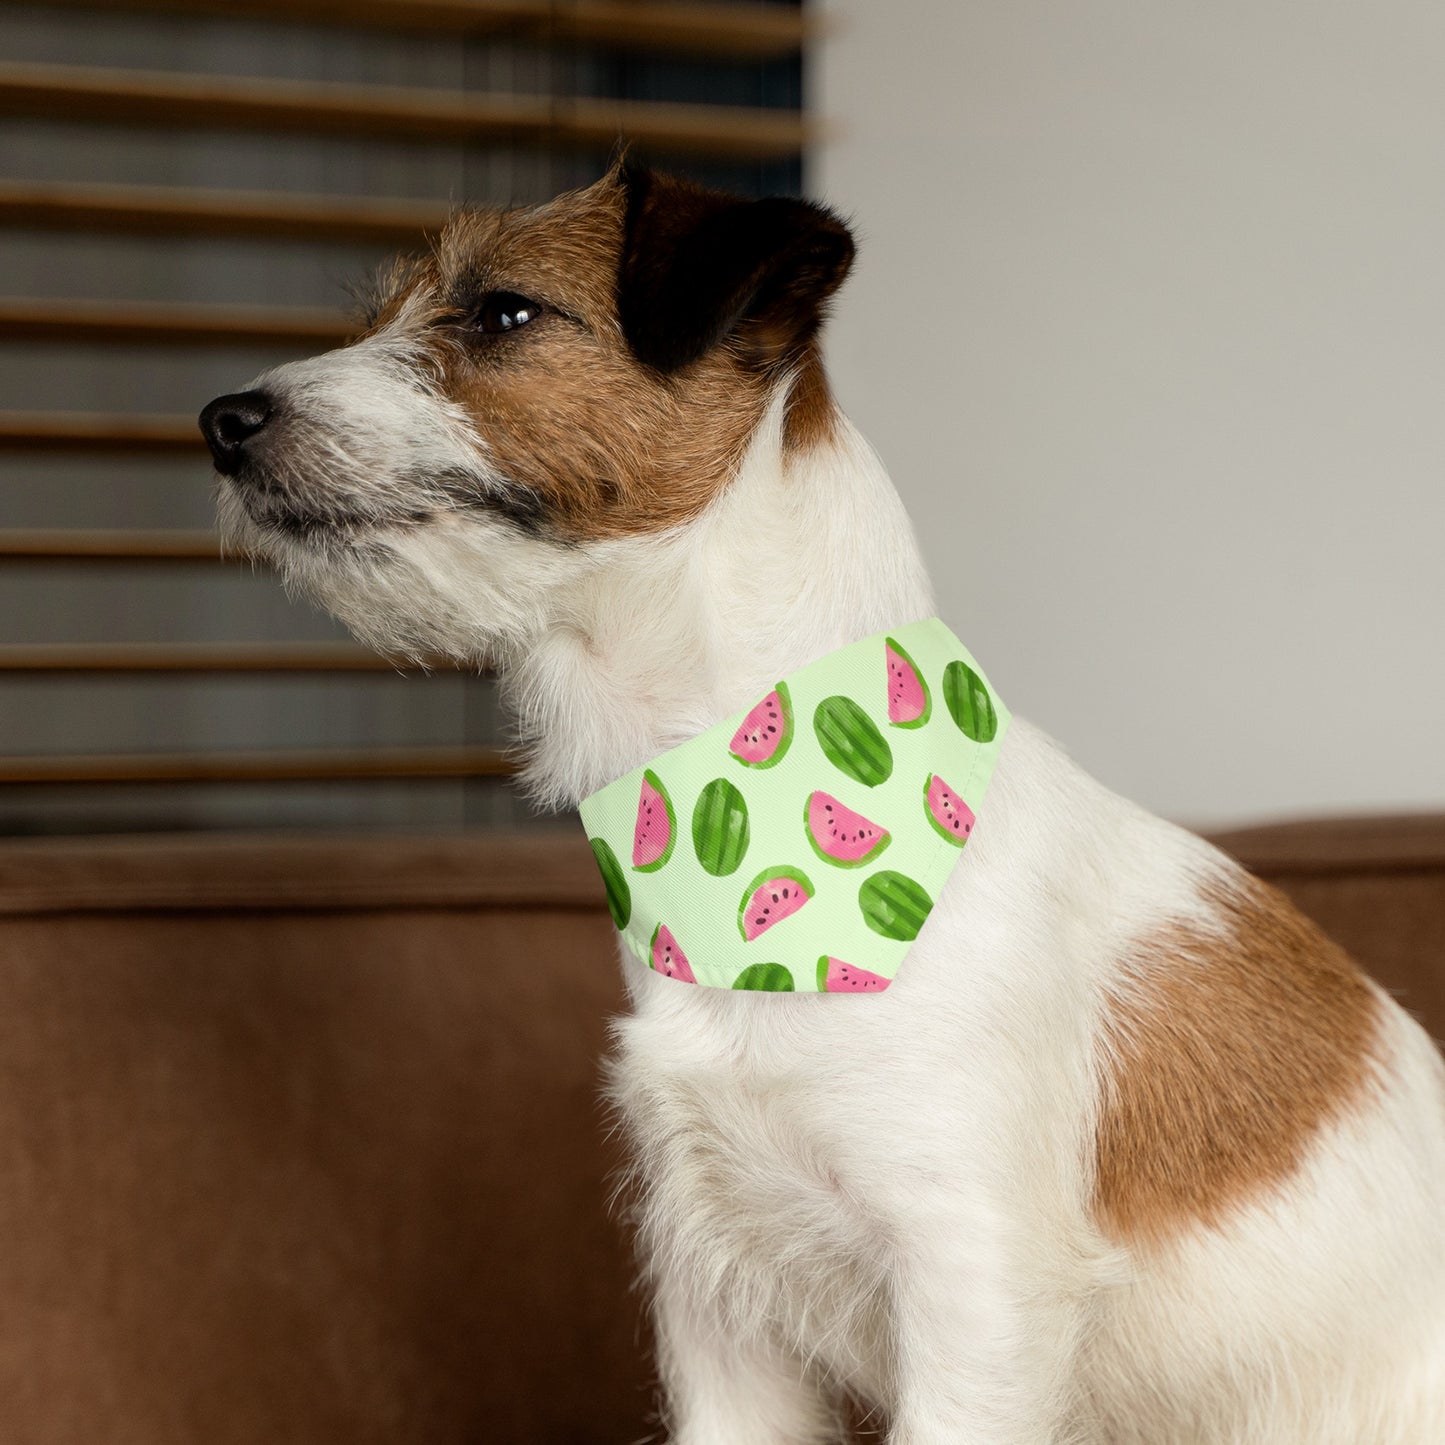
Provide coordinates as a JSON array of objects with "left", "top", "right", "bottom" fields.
[
  {"left": 0, "top": 61, "right": 813, "bottom": 161},
  {"left": 0, "top": 0, "right": 810, "bottom": 59},
  {"left": 0, "top": 643, "right": 413, "bottom": 672},
  {"left": 0, "top": 297, "right": 352, "bottom": 348},
  {"left": 552, "top": 0, "right": 810, "bottom": 57},
  {"left": 0, "top": 412, "right": 200, "bottom": 452},
  {"left": 0, "top": 529, "right": 222, "bottom": 560},
  {"left": 0, "top": 180, "right": 448, "bottom": 245},
  {"left": 0, "top": 745, "right": 514, "bottom": 783}
]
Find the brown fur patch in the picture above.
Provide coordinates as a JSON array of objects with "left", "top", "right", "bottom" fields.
[
  {"left": 367, "top": 176, "right": 774, "bottom": 542},
  {"left": 782, "top": 343, "right": 840, "bottom": 454},
  {"left": 359, "top": 169, "right": 855, "bottom": 541},
  {"left": 1094, "top": 873, "right": 1382, "bottom": 1246}
]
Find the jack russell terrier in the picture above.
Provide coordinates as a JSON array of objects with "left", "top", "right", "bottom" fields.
[{"left": 200, "top": 162, "right": 1445, "bottom": 1444}]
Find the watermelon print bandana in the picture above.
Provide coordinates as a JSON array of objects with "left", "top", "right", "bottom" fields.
[{"left": 579, "top": 620, "right": 1008, "bottom": 993}]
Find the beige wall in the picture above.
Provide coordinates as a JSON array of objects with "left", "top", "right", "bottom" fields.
[{"left": 814, "top": 0, "right": 1445, "bottom": 826}]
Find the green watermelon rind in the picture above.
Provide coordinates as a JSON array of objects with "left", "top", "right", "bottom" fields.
[
  {"left": 634, "top": 768, "right": 676, "bottom": 873},
  {"left": 942, "top": 660, "right": 998, "bottom": 743},
  {"left": 590, "top": 837, "right": 631, "bottom": 930},
  {"left": 813, "top": 695, "right": 894, "bottom": 788},
  {"left": 692, "top": 777, "right": 751, "bottom": 877},
  {"left": 730, "top": 681, "right": 795, "bottom": 770},
  {"left": 923, "top": 772, "right": 972, "bottom": 848},
  {"left": 732, "top": 962, "right": 795, "bottom": 993},
  {"left": 859, "top": 870, "right": 934, "bottom": 941},
  {"left": 736, "top": 864, "right": 815, "bottom": 942},
  {"left": 802, "top": 791, "right": 891, "bottom": 870},
  {"left": 885, "top": 636, "right": 933, "bottom": 729}
]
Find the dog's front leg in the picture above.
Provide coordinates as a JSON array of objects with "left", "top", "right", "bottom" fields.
[
  {"left": 883, "top": 1202, "right": 1088, "bottom": 1445},
  {"left": 653, "top": 1272, "right": 844, "bottom": 1445}
]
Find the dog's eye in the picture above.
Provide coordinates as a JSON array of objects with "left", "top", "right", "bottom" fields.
[{"left": 471, "top": 291, "right": 543, "bottom": 335}]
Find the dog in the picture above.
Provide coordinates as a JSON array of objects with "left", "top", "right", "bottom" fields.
[{"left": 200, "top": 161, "right": 1445, "bottom": 1444}]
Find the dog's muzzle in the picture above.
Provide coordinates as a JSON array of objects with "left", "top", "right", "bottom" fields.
[{"left": 199, "top": 390, "right": 274, "bottom": 476}]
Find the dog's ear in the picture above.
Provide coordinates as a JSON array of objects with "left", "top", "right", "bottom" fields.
[{"left": 616, "top": 162, "right": 855, "bottom": 375}]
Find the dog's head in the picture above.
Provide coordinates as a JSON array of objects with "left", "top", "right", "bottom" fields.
[{"left": 200, "top": 162, "right": 855, "bottom": 663}]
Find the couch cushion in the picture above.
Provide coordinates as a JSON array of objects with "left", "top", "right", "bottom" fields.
[{"left": 0, "top": 831, "right": 650, "bottom": 1445}]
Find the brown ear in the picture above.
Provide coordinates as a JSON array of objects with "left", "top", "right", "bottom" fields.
[{"left": 616, "top": 162, "right": 855, "bottom": 375}]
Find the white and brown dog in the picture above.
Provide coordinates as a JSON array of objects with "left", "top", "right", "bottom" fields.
[{"left": 201, "top": 163, "right": 1445, "bottom": 1444}]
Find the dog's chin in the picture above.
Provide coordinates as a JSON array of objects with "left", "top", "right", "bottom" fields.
[
  {"left": 215, "top": 466, "right": 429, "bottom": 551},
  {"left": 214, "top": 474, "right": 550, "bottom": 668},
  {"left": 215, "top": 478, "right": 413, "bottom": 644}
]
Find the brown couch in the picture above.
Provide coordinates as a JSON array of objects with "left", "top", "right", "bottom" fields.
[{"left": 0, "top": 817, "right": 1440, "bottom": 1443}]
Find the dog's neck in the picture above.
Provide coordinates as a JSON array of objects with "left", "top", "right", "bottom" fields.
[{"left": 506, "top": 391, "right": 937, "bottom": 810}]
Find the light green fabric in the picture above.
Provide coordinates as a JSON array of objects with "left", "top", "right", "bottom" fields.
[{"left": 579, "top": 620, "right": 1008, "bottom": 993}]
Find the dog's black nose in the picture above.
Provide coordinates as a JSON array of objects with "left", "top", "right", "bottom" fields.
[{"left": 199, "top": 390, "right": 273, "bottom": 475}]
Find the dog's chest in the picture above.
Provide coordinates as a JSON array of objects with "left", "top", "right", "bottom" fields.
[{"left": 611, "top": 998, "right": 894, "bottom": 1388}]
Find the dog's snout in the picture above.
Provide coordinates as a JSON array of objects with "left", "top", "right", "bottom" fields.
[{"left": 199, "top": 390, "right": 274, "bottom": 475}]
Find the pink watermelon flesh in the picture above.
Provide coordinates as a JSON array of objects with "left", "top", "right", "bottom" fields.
[
  {"left": 887, "top": 643, "right": 928, "bottom": 725},
  {"left": 633, "top": 776, "right": 672, "bottom": 868},
  {"left": 742, "top": 878, "right": 810, "bottom": 941},
  {"left": 927, "top": 774, "right": 975, "bottom": 843},
  {"left": 807, "top": 791, "right": 889, "bottom": 864},
  {"left": 651, "top": 925, "right": 696, "bottom": 983},
  {"left": 821, "top": 957, "right": 890, "bottom": 993},
  {"left": 730, "top": 689, "right": 787, "bottom": 764}
]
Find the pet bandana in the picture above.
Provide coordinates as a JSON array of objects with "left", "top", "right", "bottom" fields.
[{"left": 579, "top": 620, "right": 1008, "bottom": 993}]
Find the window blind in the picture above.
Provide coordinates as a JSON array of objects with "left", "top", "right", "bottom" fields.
[{"left": 0, "top": 0, "right": 808, "bottom": 834}]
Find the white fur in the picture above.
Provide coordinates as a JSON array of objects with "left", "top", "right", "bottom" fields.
[{"left": 220, "top": 342, "right": 1445, "bottom": 1444}]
